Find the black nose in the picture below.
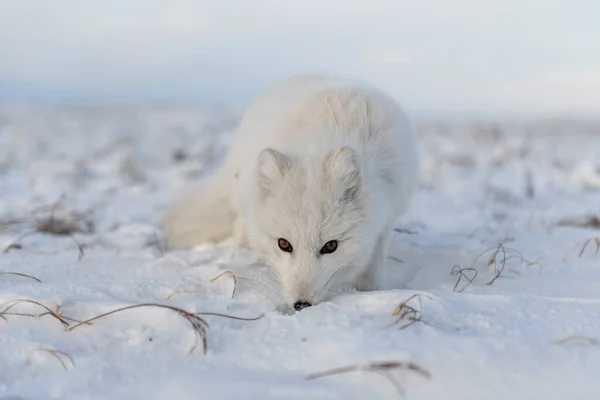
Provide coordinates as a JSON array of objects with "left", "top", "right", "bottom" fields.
[{"left": 293, "top": 301, "right": 312, "bottom": 311}]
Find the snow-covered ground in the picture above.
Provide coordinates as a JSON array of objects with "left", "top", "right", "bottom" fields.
[{"left": 1, "top": 104, "right": 599, "bottom": 399}]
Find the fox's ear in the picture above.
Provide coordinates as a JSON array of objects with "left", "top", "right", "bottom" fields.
[
  {"left": 328, "top": 146, "right": 362, "bottom": 202},
  {"left": 257, "top": 148, "right": 291, "bottom": 193}
]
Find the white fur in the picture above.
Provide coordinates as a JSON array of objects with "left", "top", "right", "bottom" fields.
[{"left": 161, "top": 73, "right": 420, "bottom": 307}]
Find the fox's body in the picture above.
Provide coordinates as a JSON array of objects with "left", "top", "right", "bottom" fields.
[{"left": 162, "top": 74, "right": 419, "bottom": 309}]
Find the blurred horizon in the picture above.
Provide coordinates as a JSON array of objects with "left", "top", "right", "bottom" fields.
[{"left": 1, "top": 0, "right": 598, "bottom": 119}]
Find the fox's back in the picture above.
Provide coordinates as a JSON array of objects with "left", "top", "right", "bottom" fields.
[
  {"left": 230, "top": 74, "right": 415, "bottom": 168},
  {"left": 226, "top": 74, "right": 419, "bottom": 216}
]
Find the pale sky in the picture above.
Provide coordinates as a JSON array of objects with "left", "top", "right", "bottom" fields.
[{"left": 0, "top": 0, "right": 598, "bottom": 117}]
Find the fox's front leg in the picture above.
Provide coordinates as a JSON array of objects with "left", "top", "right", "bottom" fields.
[{"left": 354, "top": 227, "right": 393, "bottom": 291}]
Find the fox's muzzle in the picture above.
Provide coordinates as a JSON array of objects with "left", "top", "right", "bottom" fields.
[{"left": 293, "top": 301, "right": 312, "bottom": 311}]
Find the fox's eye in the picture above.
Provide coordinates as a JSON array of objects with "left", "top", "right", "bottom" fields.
[
  {"left": 278, "top": 238, "right": 293, "bottom": 253},
  {"left": 320, "top": 240, "right": 338, "bottom": 254}
]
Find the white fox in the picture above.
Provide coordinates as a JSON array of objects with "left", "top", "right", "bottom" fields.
[{"left": 162, "top": 73, "right": 420, "bottom": 311}]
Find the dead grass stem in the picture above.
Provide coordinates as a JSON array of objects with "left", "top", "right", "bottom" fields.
[
  {"left": 306, "top": 360, "right": 431, "bottom": 396},
  {"left": 165, "top": 289, "right": 194, "bottom": 301},
  {"left": 31, "top": 348, "right": 76, "bottom": 370},
  {"left": 68, "top": 303, "right": 263, "bottom": 355},
  {"left": 450, "top": 265, "right": 478, "bottom": 292},
  {"left": 211, "top": 270, "right": 238, "bottom": 298},
  {"left": 579, "top": 238, "right": 600, "bottom": 258},
  {"left": 2, "top": 195, "right": 90, "bottom": 261},
  {"left": 557, "top": 335, "right": 599, "bottom": 346},
  {"left": 0, "top": 299, "right": 70, "bottom": 328},
  {"left": 388, "top": 294, "right": 432, "bottom": 329},
  {"left": 485, "top": 243, "right": 510, "bottom": 285},
  {"left": 451, "top": 242, "right": 523, "bottom": 290},
  {"left": 38, "top": 305, "right": 91, "bottom": 325},
  {"left": 3, "top": 231, "right": 85, "bottom": 261},
  {"left": 557, "top": 215, "right": 600, "bottom": 230},
  {"left": 0, "top": 272, "right": 42, "bottom": 283}
]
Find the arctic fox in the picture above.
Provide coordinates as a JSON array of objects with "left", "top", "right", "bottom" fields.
[{"left": 162, "top": 73, "right": 420, "bottom": 310}]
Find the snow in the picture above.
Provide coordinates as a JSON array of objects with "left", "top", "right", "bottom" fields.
[{"left": 1, "top": 105, "right": 600, "bottom": 399}]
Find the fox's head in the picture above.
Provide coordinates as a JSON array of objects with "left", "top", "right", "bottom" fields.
[{"left": 245, "top": 146, "right": 372, "bottom": 311}]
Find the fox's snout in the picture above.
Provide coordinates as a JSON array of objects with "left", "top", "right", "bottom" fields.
[{"left": 293, "top": 301, "right": 312, "bottom": 311}]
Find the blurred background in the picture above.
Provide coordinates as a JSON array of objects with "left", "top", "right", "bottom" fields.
[{"left": 1, "top": 0, "right": 598, "bottom": 119}]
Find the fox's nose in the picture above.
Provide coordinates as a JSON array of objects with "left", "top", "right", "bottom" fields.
[{"left": 293, "top": 301, "right": 312, "bottom": 311}]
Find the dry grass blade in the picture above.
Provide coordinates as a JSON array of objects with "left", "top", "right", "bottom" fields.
[
  {"left": 3, "top": 232, "right": 36, "bottom": 254},
  {"left": 377, "top": 370, "right": 406, "bottom": 396},
  {"left": 31, "top": 194, "right": 90, "bottom": 236},
  {"left": 70, "top": 234, "right": 85, "bottom": 261},
  {"left": 486, "top": 243, "right": 511, "bottom": 285},
  {"left": 0, "top": 271, "right": 42, "bottom": 283},
  {"left": 165, "top": 289, "right": 194, "bottom": 301},
  {"left": 0, "top": 299, "right": 70, "bottom": 328},
  {"left": 306, "top": 360, "right": 431, "bottom": 396},
  {"left": 557, "top": 335, "right": 599, "bottom": 346},
  {"left": 3, "top": 230, "right": 85, "bottom": 261},
  {"left": 68, "top": 303, "right": 209, "bottom": 355},
  {"left": 306, "top": 360, "right": 431, "bottom": 379},
  {"left": 450, "top": 265, "right": 478, "bottom": 292},
  {"left": 0, "top": 311, "right": 38, "bottom": 319},
  {"left": 31, "top": 348, "right": 76, "bottom": 370},
  {"left": 393, "top": 228, "right": 419, "bottom": 235},
  {"left": 468, "top": 242, "right": 523, "bottom": 270},
  {"left": 194, "top": 311, "right": 264, "bottom": 321},
  {"left": 579, "top": 238, "right": 600, "bottom": 258},
  {"left": 392, "top": 294, "right": 431, "bottom": 316},
  {"left": 450, "top": 243, "right": 523, "bottom": 290},
  {"left": 3, "top": 196, "right": 89, "bottom": 261},
  {"left": 388, "top": 256, "right": 405, "bottom": 264},
  {"left": 557, "top": 215, "right": 600, "bottom": 229},
  {"left": 211, "top": 270, "right": 238, "bottom": 298},
  {"left": 39, "top": 305, "right": 91, "bottom": 326},
  {"left": 68, "top": 303, "right": 263, "bottom": 355},
  {"left": 388, "top": 294, "right": 432, "bottom": 329}
]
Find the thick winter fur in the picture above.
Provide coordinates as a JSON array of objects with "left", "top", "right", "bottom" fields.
[
  {"left": 161, "top": 73, "right": 420, "bottom": 307},
  {"left": 161, "top": 167, "right": 236, "bottom": 249}
]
